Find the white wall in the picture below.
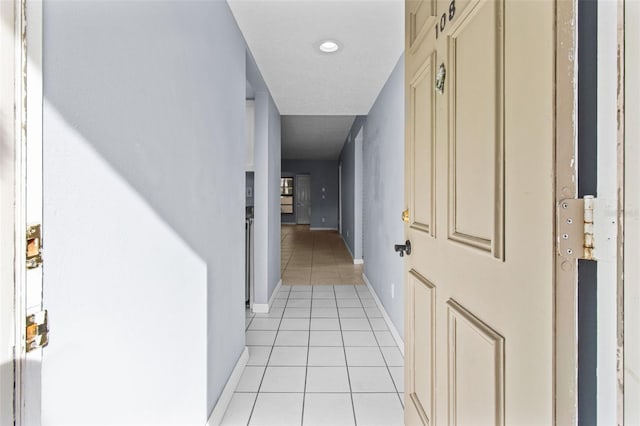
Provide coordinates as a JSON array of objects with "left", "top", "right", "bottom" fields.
[{"left": 43, "top": 1, "right": 247, "bottom": 423}]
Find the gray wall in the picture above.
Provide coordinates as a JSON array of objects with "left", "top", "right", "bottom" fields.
[
  {"left": 43, "top": 1, "right": 250, "bottom": 423},
  {"left": 250, "top": 50, "right": 282, "bottom": 305},
  {"left": 340, "top": 134, "right": 355, "bottom": 255},
  {"left": 267, "top": 96, "right": 282, "bottom": 297},
  {"left": 281, "top": 160, "right": 339, "bottom": 229},
  {"left": 362, "top": 55, "right": 405, "bottom": 338},
  {"left": 340, "top": 118, "right": 366, "bottom": 260}
]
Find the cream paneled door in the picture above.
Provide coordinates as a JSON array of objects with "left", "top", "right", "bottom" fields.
[{"left": 404, "top": 0, "right": 563, "bottom": 424}]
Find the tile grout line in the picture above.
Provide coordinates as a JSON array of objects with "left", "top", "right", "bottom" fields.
[
  {"left": 309, "top": 232, "right": 317, "bottom": 286},
  {"left": 355, "top": 288, "right": 404, "bottom": 408},
  {"left": 245, "top": 312, "right": 254, "bottom": 332},
  {"left": 300, "top": 287, "right": 313, "bottom": 426},
  {"left": 245, "top": 287, "right": 289, "bottom": 426},
  {"left": 335, "top": 284, "right": 359, "bottom": 426}
]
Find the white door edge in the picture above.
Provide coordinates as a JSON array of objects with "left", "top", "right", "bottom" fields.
[
  {"left": 596, "top": 2, "right": 620, "bottom": 423},
  {"left": 623, "top": 0, "right": 640, "bottom": 423},
  {"left": 16, "top": 0, "right": 44, "bottom": 424},
  {"left": 0, "top": 0, "right": 24, "bottom": 423}
]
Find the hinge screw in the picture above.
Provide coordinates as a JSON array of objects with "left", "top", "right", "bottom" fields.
[
  {"left": 562, "top": 234, "right": 569, "bottom": 240},
  {"left": 567, "top": 249, "right": 573, "bottom": 255},
  {"left": 562, "top": 202, "right": 568, "bottom": 209},
  {"left": 567, "top": 218, "right": 573, "bottom": 224}
]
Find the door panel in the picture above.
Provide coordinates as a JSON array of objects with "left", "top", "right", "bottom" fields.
[
  {"left": 408, "top": 0, "right": 435, "bottom": 49},
  {"left": 405, "top": 0, "right": 560, "bottom": 424},
  {"left": 406, "top": 270, "right": 435, "bottom": 425},
  {"left": 409, "top": 54, "right": 436, "bottom": 236},
  {"left": 447, "top": 0, "right": 504, "bottom": 256},
  {"left": 447, "top": 300, "right": 504, "bottom": 426}
]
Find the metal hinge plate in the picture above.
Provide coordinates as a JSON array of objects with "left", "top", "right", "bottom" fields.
[
  {"left": 26, "top": 224, "right": 42, "bottom": 269},
  {"left": 558, "top": 196, "right": 596, "bottom": 260},
  {"left": 26, "top": 310, "right": 49, "bottom": 352}
]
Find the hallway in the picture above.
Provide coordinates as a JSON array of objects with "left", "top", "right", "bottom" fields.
[
  {"left": 221, "top": 226, "right": 404, "bottom": 425},
  {"left": 223, "top": 284, "right": 404, "bottom": 425},
  {"left": 281, "top": 226, "right": 365, "bottom": 285}
]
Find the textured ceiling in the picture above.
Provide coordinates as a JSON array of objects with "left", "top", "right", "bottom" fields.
[
  {"left": 281, "top": 116, "right": 356, "bottom": 160},
  {"left": 228, "top": 0, "right": 404, "bottom": 116},
  {"left": 229, "top": 0, "right": 403, "bottom": 159}
]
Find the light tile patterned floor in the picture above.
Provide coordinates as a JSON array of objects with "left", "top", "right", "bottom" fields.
[
  {"left": 281, "top": 226, "right": 364, "bottom": 285},
  {"left": 222, "top": 284, "right": 404, "bottom": 426}
]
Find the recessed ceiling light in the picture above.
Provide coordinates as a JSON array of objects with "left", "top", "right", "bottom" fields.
[{"left": 318, "top": 40, "right": 340, "bottom": 53}]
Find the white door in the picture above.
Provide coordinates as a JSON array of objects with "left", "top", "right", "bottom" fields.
[
  {"left": 625, "top": 0, "right": 640, "bottom": 422},
  {"left": 295, "top": 175, "right": 311, "bottom": 225},
  {"left": 403, "top": 0, "right": 576, "bottom": 424}
]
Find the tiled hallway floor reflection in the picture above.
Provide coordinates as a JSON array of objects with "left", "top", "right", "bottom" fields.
[
  {"left": 281, "top": 226, "right": 365, "bottom": 285},
  {"left": 221, "top": 285, "right": 404, "bottom": 426}
]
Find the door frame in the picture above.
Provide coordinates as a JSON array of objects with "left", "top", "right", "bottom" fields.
[
  {"left": 0, "top": 0, "right": 23, "bottom": 422},
  {"left": 1, "top": 0, "right": 44, "bottom": 423},
  {"left": 595, "top": 0, "right": 623, "bottom": 422},
  {"left": 1, "top": 0, "right": 28, "bottom": 423},
  {"left": 559, "top": 1, "right": 627, "bottom": 422},
  {"left": 622, "top": 0, "right": 638, "bottom": 423}
]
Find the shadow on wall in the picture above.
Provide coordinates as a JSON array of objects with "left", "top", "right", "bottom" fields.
[
  {"left": 1, "top": 360, "right": 39, "bottom": 423},
  {"left": 30, "top": 1, "right": 248, "bottom": 423},
  {"left": 45, "top": 0, "right": 246, "bottom": 263}
]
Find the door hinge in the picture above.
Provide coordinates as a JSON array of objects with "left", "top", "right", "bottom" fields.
[
  {"left": 26, "top": 224, "right": 42, "bottom": 269},
  {"left": 26, "top": 310, "right": 49, "bottom": 352},
  {"left": 558, "top": 196, "right": 596, "bottom": 260}
]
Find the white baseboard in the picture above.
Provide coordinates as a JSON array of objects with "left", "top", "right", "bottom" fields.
[
  {"left": 252, "top": 303, "right": 269, "bottom": 313},
  {"left": 362, "top": 273, "right": 404, "bottom": 355},
  {"left": 206, "top": 346, "right": 249, "bottom": 426},
  {"left": 252, "top": 279, "right": 282, "bottom": 313},
  {"left": 341, "top": 234, "right": 364, "bottom": 266},
  {"left": 309, "top": 227, "right": 338, "bottom": 231}
]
